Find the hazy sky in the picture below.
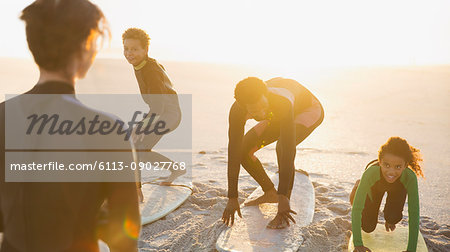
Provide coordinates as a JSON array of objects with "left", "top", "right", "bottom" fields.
[{"left": 1, "top": 0, "right": 449, "bottom": 67}]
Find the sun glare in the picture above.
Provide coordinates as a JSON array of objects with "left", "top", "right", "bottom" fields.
[{"left": 1, "top": 0, "right": 449, "bottom": 67}]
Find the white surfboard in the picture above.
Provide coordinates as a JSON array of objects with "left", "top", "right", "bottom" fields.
[
  {"left": 139, "top": 181, "right": 192, "bottom": 225},
  {"left": 216, "top": 171, "right": 315, "bottom": 252},
  {"left": 98, "top": 240, "right": 110, "bottom": 252},
  {"left": 348, "top": 224, "right": 428, "bottom": 252}
]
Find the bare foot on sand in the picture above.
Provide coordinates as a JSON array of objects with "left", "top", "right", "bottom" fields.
[
  {"left": 244, "top": 188, "right": 278, "bottom": 206},
  {"left": 159, "top": 169, "right": 187, "bottom": 186}
]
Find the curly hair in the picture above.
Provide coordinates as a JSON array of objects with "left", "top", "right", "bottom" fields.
[
  {"left": 378, "top": 136, "right": 424, "bottom": 178},
  {"left": 122, "top": 28, "right": 150, "bottom": 51},
  {"left": 234, "top": 77, "right": 268, "bottom": 105},
  {"left": 20, "top": 0, "right": 109, "bottom": 71}
]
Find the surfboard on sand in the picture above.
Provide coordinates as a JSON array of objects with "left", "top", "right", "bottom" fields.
[
  {"left": 99, "top": 240, "right": 110, "bottom": 252},
  {"left": 347, "top": 223, "right": 428, "bottom": 252},
  {"left": 139, "top": 181, "right": 192, "bottom": 225},
  {"left": 216, "top": 171, "right": 315, "bottom": 252}
]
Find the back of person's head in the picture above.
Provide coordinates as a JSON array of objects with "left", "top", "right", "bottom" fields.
[
  {"left": 122, "top": 28, "right": 151, "bottom": 51},
  {"left": 234, "top": 77, "right": 268, "bottom": 105},
  {"left": 378, "top": 136, "right": 424, "bottom": 177},
  {"left": 20, "top": 0, "right": 108, "bottom": 72}
]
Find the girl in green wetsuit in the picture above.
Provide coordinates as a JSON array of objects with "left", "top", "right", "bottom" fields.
[{"left": 350, "top": 137, "right": 424, "bottom": 252}]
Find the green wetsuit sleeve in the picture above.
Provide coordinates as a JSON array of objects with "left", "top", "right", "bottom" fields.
[
  {"left": 351, "top": 165, "right": 380, "bottom": 247},
  {"left": 227, "top": 102, "right": 247, "bottom": 198},
  {"left": 401, "top": 169, "right": 420, "bottom": 252}
]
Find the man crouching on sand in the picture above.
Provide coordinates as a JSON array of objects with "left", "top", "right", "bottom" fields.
[{"left": 222, "top": 77, "right": 324, "bottom": 229}]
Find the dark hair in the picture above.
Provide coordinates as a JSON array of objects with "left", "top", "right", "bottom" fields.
[
  {"left": 122, "top": 28, "right": 151, "bottom": 51},
  {"left": 378, "top": 136, "right": 424, "bottom": 178},
  {"left": 20, "top": 0, "right": 109, "bottom": 71},
  {"left": 234, "top": 77, "right": 268, "bottom": 105}
]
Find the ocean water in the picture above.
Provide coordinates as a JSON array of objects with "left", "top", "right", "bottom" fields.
[{"left": 0, "top": 58, "right": 449, "bottom": 225}]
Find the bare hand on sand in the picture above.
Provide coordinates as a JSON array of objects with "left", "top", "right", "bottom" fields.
[
  {"left": 222, "top": 198, "right": 242, "bottom": 226},
  {"left": 354, "top": 245, "right": 371, "bottom": 252},
  {"left": 385, "top": 222, "right": 396, "bottom": 232},
  {"left": 267, "top": 194, "right": 296, "bottom": 229}
]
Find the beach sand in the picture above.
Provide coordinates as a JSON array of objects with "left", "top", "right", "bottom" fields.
[
  {"left": 0, "top": 58, "right": 449, "bottom": 251},
  {"left": 136, "top": 149, "right": 450, "bottom": 251},
  {"left": 139, "top": 176, "right": 450, "bottom": 252}
]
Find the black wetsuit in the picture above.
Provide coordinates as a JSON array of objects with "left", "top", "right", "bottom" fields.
[
  {"left": 133, "top": 57, "right": 181, "bottom": 149},
  {"left": 134, "top": 57, "right": 176, "bottom": 97},
  {"left": 227, "top": 78, "right": 324, "bottom": 198},
  {"left": 0, "top": 82, "right": 139, "bottom": 252}
]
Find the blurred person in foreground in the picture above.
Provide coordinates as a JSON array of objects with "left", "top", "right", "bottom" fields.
[{"left": 0, "top": 0, "right": 140, "bottom": 251}]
